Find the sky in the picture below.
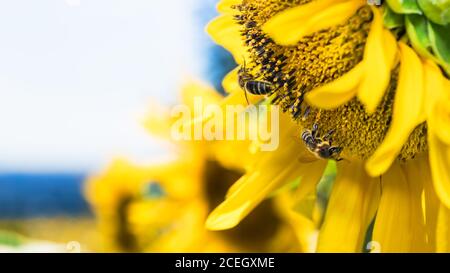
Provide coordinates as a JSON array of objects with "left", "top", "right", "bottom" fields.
[{"left": 0, "top": 0, "right": 204, "bottom": 172}]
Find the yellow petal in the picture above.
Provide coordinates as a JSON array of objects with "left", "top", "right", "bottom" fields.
[
  {"left": 437, "top": 203, "right": 450, "bottom": 252},
  {"left": 429, "top": 97, "right": 450, "bottom": 146},
  {"left": 423, "top": 60, "right": 444, "bottom": 117},
  {"left": 357, "top": 8, "right": 397, "bottom": 113},
  {"left": 423, "top": 59, "right": 450, "bottom": 144},
  {"left": 206, "top": 15, "right": 248, "bottom": 64},
  {"left": 425, "top": 60, "right": 450, "bottom": 210},
  {"left": 217, "top": 0, "right": 240, "bottom": 13},
  {"left": 317, "top": 161, "right": 380, "bottom": 253},
  {"left": 383, "top": 29, "right": 399, "bottom": 70},
  {"left": 142, "top": 101, "right": 172, "bottom": 139},
  {"left": 372, "top": 163, "right": 427, "bottom": 252},
  {"left": 262, "top": 0, "right": 362, "bottom": 46},
  {"left": 305, "top": 62, "right": 363, "bottom": 109},
  {"left": 428, "top": 125, "right": 450, "bottom": 209},
  {"left": 274, "top": 192, "right": 318, "bottom": 253},
  {"left": 424, "top": 60, "right": 450, "bottom": 145},
  {"left": 205, "top": 160, "right": 299, "bottom": 230},
  {"left": 294, "top": 161, "right": 328, "bottom": 202},
  {"left": 419, "top": 156, "right": 439, "bottom": 251},
  {"left": 179, "top": 80, "right": 223, "bottom": 108},
  {"left": 365, "top": 43, "right": 424, "bottom": 177},
  {"left": 403, "top": 159, "right": 432, "bottom": 252},
  {"left": 222, "top": 67, "right": 241, "bottom": 94}
]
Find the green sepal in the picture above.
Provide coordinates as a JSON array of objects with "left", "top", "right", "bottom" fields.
[
  {"left": 428, "top": 21, "right": 450, "bottom": 75},
  {"left": 417, "top": 0, "right": 450, "bottom": 25},
  {"left": 384, "top": 4, "right": 405, "bottom": 29},
  {"left": 405, "top": 14, "right": 435, "bottom": 60},
  {"left": 386, "top": 0, "right": 423, "bottom": 14}
]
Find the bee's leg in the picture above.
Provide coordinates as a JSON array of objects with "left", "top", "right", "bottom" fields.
[
  {"left": 322, "top": 129, "right": 335, "bottom": 141},
  {"left": 329, "top": 146, "right": 343, "bottom": 155},
  {"left": 302, "top": 106, "right": 310, "bottom": 122},
  {"left": 291, "top": 105, "right": 302, "bottom": 119},
  {"left": 243, "top": 85, "right": 250, "bottom": 105},
  {"left": 312, "top": 123, "right": 319, "bottom": 139},
  {"left": 329, "top": 146, "right": 343, "bottom": 161}
]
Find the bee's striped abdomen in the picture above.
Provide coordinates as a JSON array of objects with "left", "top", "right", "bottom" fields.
[
  {"left": 301, "top": 130, "right": 316, "bottom": 150},
  {"left": 244, "top": 80, "right": 273, "bottom": 95}
]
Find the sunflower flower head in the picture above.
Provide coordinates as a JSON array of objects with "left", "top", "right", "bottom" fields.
[{"left": 209, "top": 0, "right": 450, "bottom": 168}]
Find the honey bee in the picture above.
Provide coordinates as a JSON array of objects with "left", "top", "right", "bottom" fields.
[
  {"left": 238, "top": 59, "right": 274, "bottom": 103},
  {"left": 301, "top": 123, "right": 343, "bottom": 161}
]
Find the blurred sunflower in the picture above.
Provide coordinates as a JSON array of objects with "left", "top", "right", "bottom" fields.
[
  {"left": 85, "top": 80, "right": 317, "bottom": 252},
  {"left": 206, "top": 0, "right": 450, "bottom": 252}
]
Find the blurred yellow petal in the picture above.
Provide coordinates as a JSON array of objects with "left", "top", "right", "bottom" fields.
[
  {"left": 419, "top": 156, "right": 440, "bottom": 250},
  {"left": 357, "top": 8, "right": 397, "bottom": 113},
  {"left": 317, "top": 161, "right": 380, "bottom": 252},
  {"left": 423, "top": 60, "right": 443, "bottom": 123},
  {"left": 423, "top": 60, "right": 450, "bottom": 132},
  {"left": 274, "top": 192, "right": 318, "bottom": 253},
  {"left": 403, "top": 159, "right": 431, "bottom": 252},
  {"left": 428, "top": 126, "right": 450, "bottom": 209},
  {"left": 179, "top": 80, "right": 223, "bottom": 109},
  {"left": 429, "top": 97, "right": 450, "bottom": 146},
  {"left": 366, "top": 43, "right": 424, "bottom": 177},
  {"left": 206, "top": 15, "right": 248, "bottom": 64},
  {"left": 205, "top": 159, "right": 299, "bottom": 230},
  {"left": 373, "top": 163, "right": 427, "bottom": 252},
  {"left": 437, "top": 203, "right": 450, "bottom": 252},
  {"left": 424, "top": 59, "right": 450, "bottom": 210},
  {"left": 305, "top": 62, "right": 363, "bottom": 109},
  {"left": 294, "top": 161, "right": 327, "bottom": 202},
  {"left": 209, "top": 140, "right": 254, "bottom": 172},
  {"left": 262, "top": 0, "right": 362, "bottom": 46},
  {"left": 142, "top": 101, "right": 172, "bottom": 139},
  {"left": 222, "top": 67, "right": 241, "bottom": 94}
]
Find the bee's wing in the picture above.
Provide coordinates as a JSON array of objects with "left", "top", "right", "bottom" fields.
[
  {"left": 289, "top": 134, "right": 318, "bottom": 163},
  {"left": 297, "top": 152, "right": 318, "bottom": 163}
]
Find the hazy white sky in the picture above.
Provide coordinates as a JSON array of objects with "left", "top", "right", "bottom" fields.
[{"left": 0, "top": 0, "right": 202, "bottom": 172}]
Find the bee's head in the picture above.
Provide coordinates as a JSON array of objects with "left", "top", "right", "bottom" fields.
[
  {"left": 317, "top": 143, "right": 343, "bottom": 159},
  {"left": 317, "top": 143, "right": 332, "bottom": 158}
]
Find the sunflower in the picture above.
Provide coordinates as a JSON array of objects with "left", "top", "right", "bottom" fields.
[
  {"left": 206, "top": 0, "right": 450, "bottom": 252},
  {"left": 85, "top": 80, "right": 316, "bottom": 252}
]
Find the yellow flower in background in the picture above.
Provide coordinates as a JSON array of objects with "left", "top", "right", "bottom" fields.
[
  {"left": 85, "top": 80, "right": 316, "bottom": 252},
  {"left": 206, "top": 0, "right": 450, "bottom": 252},
  {"left": 85, "top": 158, "right": 205, "bottom": 252}
]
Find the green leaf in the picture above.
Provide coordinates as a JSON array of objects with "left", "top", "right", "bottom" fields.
[
  {"left": 417, "top": 0, "right": 450, "bottom": 25},
  {"left": 405, "top": 14, "right": 435, "bottom": 60},
  {"left": 384, "top": 4, "right": 405, "bottom": 28},
  {"left": 386, "top": 0, "right": 423, "bottom": 14},
  {"left": 428, "top": 21, "right": 450, "bottom": 75}
]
